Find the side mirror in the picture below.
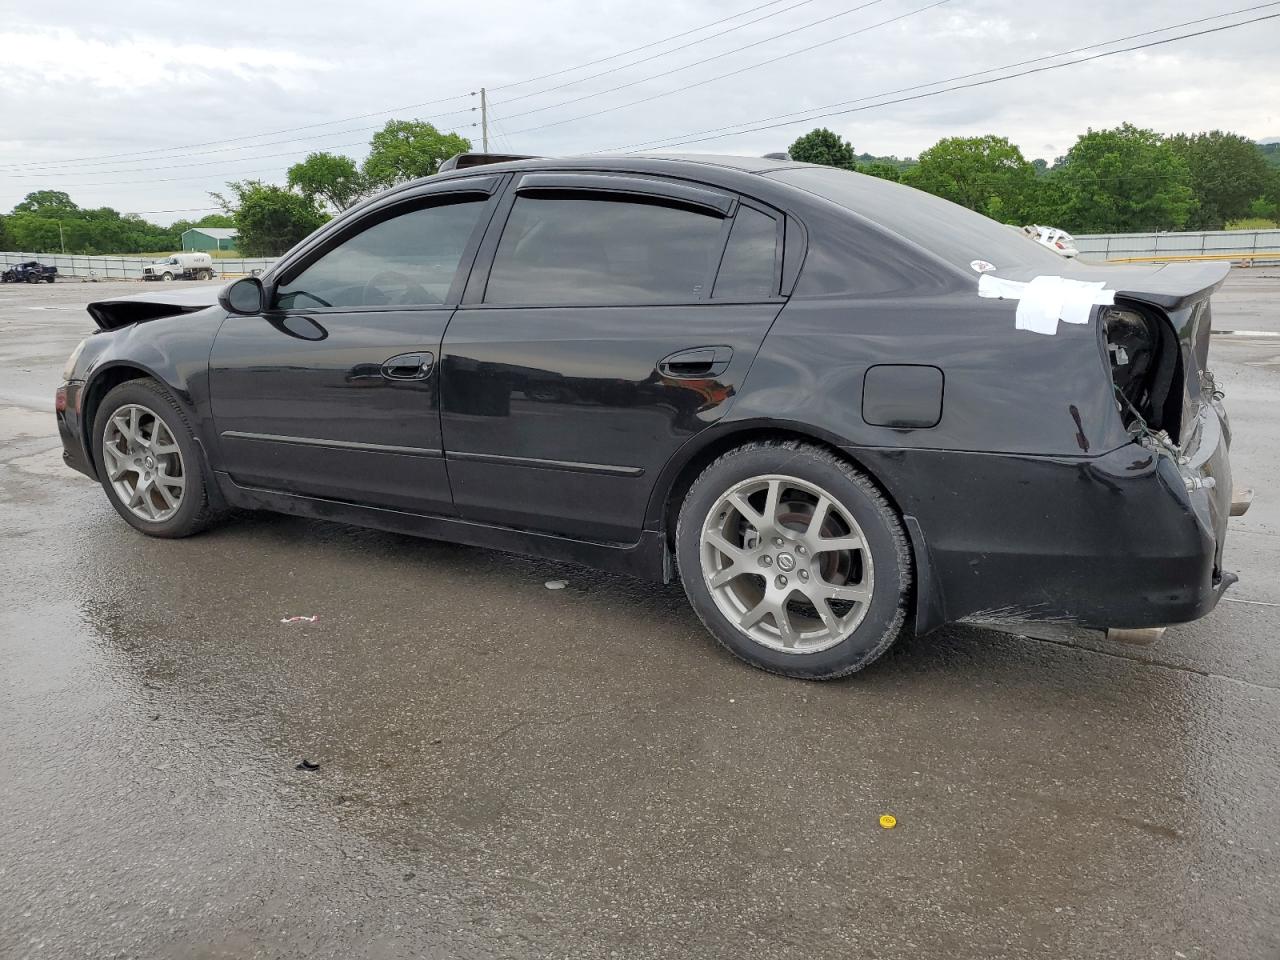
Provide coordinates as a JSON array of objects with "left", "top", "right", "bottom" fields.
[{"left": 219, "top": 276, "right": 265, "bottom": 315}]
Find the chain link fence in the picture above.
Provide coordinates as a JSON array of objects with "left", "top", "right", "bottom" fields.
[
  {"left": 1074, "top": 229, "right": 1280, "bottom": 263},
  {"left": 6, "top": 230, "right": 1280, "bottom": 280},
  {"left": 0, "top": 251, "right": 275, "bottom": 280}
]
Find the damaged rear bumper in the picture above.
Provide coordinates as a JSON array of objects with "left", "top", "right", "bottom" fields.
[{"left": 852, "top": 404, "right": 1237, "bottom": 633}]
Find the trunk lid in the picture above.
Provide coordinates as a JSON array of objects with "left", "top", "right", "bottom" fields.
[{"left": 994, "top": 260, "right": 1228, "bottom": 447}]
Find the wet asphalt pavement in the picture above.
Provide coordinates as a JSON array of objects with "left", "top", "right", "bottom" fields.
[{"left": 1, "top": 274, "right": 1278, "bottom": 959}]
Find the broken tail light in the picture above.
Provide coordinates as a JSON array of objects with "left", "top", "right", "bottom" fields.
[{"left": 1103, "top": 305, "right": 1181, "bottom": 439}]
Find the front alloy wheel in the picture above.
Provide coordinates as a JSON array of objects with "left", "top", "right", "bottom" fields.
[
  {"left": 92, "top": 378, "right": 217, "bottom": 538},
  {"left": 101, "top": 404, "right": 186, "bottom": 522},
  {"left": 677, "top": 441, "right": 911, "bottom": 680}
]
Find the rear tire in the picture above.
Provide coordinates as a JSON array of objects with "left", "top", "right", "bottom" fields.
[
  {"left": 676, "top": 441, "right": 912, "bottom": 680},
  {"left": 92, "top": 379, "right": 218, "bottom": 538}
]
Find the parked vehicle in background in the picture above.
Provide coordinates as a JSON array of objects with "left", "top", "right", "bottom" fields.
[
  {"left": 1023, "top": 225, "right": 1079, "bottom": 257},
  {"left": 142, "top": 253, "right": 215, "bottom": 281},
  {"left": 56, "top": 154, "right": 1244, "bottom": 680},
  {"left": 2, "top": 260, "right": 57, "bottom": 283}
]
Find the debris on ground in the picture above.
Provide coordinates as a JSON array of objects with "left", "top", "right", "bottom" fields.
[
  {"left": 295, "top": 759, "right": 321, "bottom": 771},
  {"left": 280, "top": 615, "right": 319, "bottom": 624},
  {"left": 544, "top": 580, "right": 568, "bottom": 590},
  {"left": 880, "top": 814, "right": 897, "bottom": 829}
]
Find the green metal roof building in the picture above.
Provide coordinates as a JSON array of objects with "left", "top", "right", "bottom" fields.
[{"left": 181, "top": 227, "right": 239, "bottom": 252}]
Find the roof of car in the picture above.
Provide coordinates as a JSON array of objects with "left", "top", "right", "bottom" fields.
[{"left": 430, "top": 152, "right": 808, "bottom": 181}]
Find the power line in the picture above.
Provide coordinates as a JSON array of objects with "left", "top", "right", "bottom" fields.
[
  {"left": 1, "top": 0, "right": 861, "bottom": 179},
  {"left": 1, "top": 0, "right": 907, "bottom": 181},
  {"left": 504, "top": 0, "right": 950, "bottom": 136},
  {"left": 494, "top": 0, "right": 895, "bottom": 125},
  {"left": 487, "top": 0, "right": 798, "bottom": 91},
  {"left": 620, "top": 8, "right": 1280, "bottom": 152},
  {"left": 607, "top": 1, "right": 1280, "bottom": 153},
  {"left": 0, "top": 0, "right": 810, "bottom": 171},
  {"left": 482, "top": 0, "right": 824, "bottom": 111}
]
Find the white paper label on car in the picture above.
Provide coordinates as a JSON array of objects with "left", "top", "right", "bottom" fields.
[
  {"left": 970, "top": 259, "right": 996, "bottom": 273},
  {"left": 977, "top": 273, "right": 1115, "bottom": 336}
]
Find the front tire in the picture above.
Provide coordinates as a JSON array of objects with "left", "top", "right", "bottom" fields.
[
  {"left": 92, "top": 379, "right": 217, "bottom": 538},
  {"left": 676, "top": 441, "right": 912, "bottom": 680},
  {"left": 161, "top": 272, "right": 173, "bottom": 281}
]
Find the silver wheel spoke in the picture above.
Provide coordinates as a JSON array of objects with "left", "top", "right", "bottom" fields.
[
  {"left": 817, "top": 581, "right": 871, "bottom": 604},
  {"left": 727, "top": 491, "right": 763, "bottom": 529},
  {"left": 708, "top": 564, "right": 742, "bottom": 589},
  {"left": 811, "top": 593, "right": 843, "bottom": 634},
  {"left": 806, "top": 496, "right": 831, "bottom": 537},
  {"left": 814, "top": 534, "right": 864, "bottom": 553},
  {"left": 155, "top": 481, "right": 177, "bottom": 509},
  {"left": 705, "top": 530, "right": 751, "bottom": 565},
  {"left": 773, "top": 603, "right": 799, "bottom": 648},
  {"left": 761, "top": 479, "right": 782, "bottom": 529},
  {"left": 739, "top": 599, "right": 772, "bottom": 631}
]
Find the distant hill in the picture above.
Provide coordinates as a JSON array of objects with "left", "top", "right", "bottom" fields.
[{"left": 1259, "top": 141, "right": 1280, "bottom": 167}]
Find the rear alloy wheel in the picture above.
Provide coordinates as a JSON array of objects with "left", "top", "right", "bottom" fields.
[
  {"left": 677, "top": 441, "right": 911, "bottom": 679},
  {"left": 92, "top": 379, "right": 217, "bottom": 538}
]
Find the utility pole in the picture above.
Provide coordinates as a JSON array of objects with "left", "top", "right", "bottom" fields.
[
  {"left": 480, "top": 87, "right": 489, "bottom": 153},
  {"left": 58, "top": 222, "right": 65, "bottom": 254}
]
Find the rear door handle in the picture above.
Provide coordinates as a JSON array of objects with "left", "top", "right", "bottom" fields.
[
  {"left": 658, "top": 346, "right": 732, "bottom": 379},
  {"left": 381, "top": 352, "right": 434, "bottom": 381}
]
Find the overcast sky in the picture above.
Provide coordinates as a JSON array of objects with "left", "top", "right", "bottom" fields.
[{"left": 1, "top": 0, "right": 1277, "bottom": 223}]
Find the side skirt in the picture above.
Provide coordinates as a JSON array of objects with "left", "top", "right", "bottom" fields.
[{"left": 213, "top": 472, "right": 669, "bottom": 581}]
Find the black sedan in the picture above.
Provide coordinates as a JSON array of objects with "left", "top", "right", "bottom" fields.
[{"left": 56, "top": 154, "right": 1246, "bottom": 679}]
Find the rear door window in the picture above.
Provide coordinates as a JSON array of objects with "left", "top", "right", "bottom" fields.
[
  {"left": 712, "top": 206, "right": 779, "bottom": 300},
  {"left": 483, "top": 195, "right": 726, "bottom": 306}
]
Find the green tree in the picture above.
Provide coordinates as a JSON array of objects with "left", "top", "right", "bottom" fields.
[
  {"left": 197, "top": 213, "right": 236, "bottom": 228},
  {"left": 788, "top": 128, "right": 856, "bottom": 169},
  {"left": 1052, "top": 124, "right": 1195, "bottom": 232},
  {"left": 214, "top": 181, "right": 328, "bottom": 257},
  {"left": 906, "top": 135, "right": 1036, "bottom": 222},
  {"left": 362, "top": 120, "right": 471, "bottom": 190},
  {"left": 13, "top": 190, "right": 78, "bottom": 216},
  {"left": 5, "top": 212, "right": 63, "bottom": 252},
  {"left": 287, "top": 152, "right": 368, "bottom": 211},
  {"left": 857, "top": 161, "right": 902, "bottom": 182},
  {"left": 1169, "top": 131, "right": 1272, "bottom": 229}
]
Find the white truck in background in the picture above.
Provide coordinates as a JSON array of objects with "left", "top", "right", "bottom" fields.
[{"left": 142, "top": 253, "right": 215, "bottom": 281}]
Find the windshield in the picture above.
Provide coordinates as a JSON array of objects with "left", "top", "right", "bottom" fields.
[{"left": 766, "top": 166, "right": 1065, "bottom": 274}]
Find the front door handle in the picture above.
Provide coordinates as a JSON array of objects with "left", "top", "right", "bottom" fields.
[
  {"left": 658, "top": 346, "right": 732, "bottom": 379},
  {"left": 381, "top": 352, "right": 434, "bottom": 381}
]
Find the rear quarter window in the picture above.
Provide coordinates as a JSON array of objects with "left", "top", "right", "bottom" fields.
[{"left": 712, "top": 206, "right": 779, "bottom": 300}]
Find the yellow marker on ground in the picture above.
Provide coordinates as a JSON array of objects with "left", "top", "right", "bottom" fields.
[{"left": 880, "top": 814, "right": 897, "bottom": 829}]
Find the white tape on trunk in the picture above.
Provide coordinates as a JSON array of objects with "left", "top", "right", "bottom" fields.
[{"left": 978, "top": 273, "right": 1115, "bottom": 336}]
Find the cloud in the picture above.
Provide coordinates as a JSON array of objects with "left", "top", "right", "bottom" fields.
[{"left": 0, "top": 0, "right": 1276, "bottom": 220}]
